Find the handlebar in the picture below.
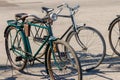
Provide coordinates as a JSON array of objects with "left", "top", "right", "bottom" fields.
[
  {"left": 15, "top": 3, "right": 80, "bottom": 23},
  {"left": 57, "top": 3, "right": 80, "bottom": 13},
  {"left": 56, "top": 3, "right": 80, "bottom": 17},
  {"left": 56, "top": 3, "right": 80, "bottom": 18}
]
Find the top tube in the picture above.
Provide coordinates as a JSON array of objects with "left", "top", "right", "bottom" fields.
[{"left": 28, "top": 22, "right": 48, "bottom": 29}]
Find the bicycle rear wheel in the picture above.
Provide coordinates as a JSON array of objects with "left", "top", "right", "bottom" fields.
[
  {"left": 109, "top": 17, "right": 120, "bottom": 56},
  {"left": 47, "top": 40, "right": 82, "bottom": 80},
  {"left": 5, "top": 26, "right": 27, "bottom": 71},
  {"left": 66, "top": 26, "right": 106, "bottom": 71}
]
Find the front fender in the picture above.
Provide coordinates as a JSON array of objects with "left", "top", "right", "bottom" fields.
[{"left": 108, "top": 16, "right": 120, "bottom": 30}]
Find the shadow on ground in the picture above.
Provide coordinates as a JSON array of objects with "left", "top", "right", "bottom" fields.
[{"left": 1, "top": 54, "right": 120, "bottom": 80}]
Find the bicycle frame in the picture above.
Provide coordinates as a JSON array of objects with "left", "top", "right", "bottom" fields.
[
  {"left": 5, "top": 19, "right": 63, "bottom": 71},
  {"left": 6, "top": 20, "right": 58, "bottom": 60},
  {"left": 58, "top": 8, "right": 87, "bottom": 49}
]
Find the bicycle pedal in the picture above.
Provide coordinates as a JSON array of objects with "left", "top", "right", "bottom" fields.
[
  {"left": 16, "top": 56, "right": 22, "bottom": 62},
  {"left": 35, "top": 58, "right": 45, "bottom": 64},
  {"left": 33, "top": 36, "right": 48, "bottom": 42},
  {"left": 30, "top": 61, "right": 35, "bottom": 66},
  {"left": 33, "top": 37, "right": 44, "bottom": 43},
  {"left": 43, "top": 36, "right": 48, "bottom": 39}
]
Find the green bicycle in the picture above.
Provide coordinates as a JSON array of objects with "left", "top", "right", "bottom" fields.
[{"left": 4, "top": 8, "right": 82, "bottom": 79}]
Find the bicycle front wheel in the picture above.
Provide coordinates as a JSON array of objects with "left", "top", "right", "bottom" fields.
[
  {"left": 66, "top": 26, "right": 106, "bottom": 71},
  {"left": 47, "top": 40, "right": 82, "bottom": 80},
  {"left": 5, "top": 26, "right": 27, "bottom": 71},
  {"left": 109, "top": 17, "right": 120, "bottom": 56}
]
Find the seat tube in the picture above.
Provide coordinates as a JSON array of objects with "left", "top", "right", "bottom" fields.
[{"left": 20, "top": 30, "right": 32, "bottom": 54}]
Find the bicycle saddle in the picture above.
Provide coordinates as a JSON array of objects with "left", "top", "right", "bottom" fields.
[
  {"left": 42, "top": 7, "right": 54, "bottom": 13},
  {"left": 15, "top": 13, "right": 28, "bottom": 20},
  {"left": 117, "top": 15, "right": 120, "bottom": 18}
]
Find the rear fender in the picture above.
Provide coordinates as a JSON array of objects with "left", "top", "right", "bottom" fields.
[{"left": 4, "top": 26, "right": 13, "bottom": 38}]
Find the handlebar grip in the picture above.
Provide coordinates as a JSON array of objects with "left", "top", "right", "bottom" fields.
[
  {"left": 57, "top": 4, "right": 64, "bottom": 8},
  {"left": 73, "top": 5, "right": 80, "bottom": 10}
]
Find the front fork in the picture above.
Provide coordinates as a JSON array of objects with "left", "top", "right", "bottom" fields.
[
  {"left": 45, "top": 42, "right": 61, "bottom": 75},
  {"left": 45, "top": 39, "right": 62, "bottom": 75},
  {"left": 45, "top": 44, "right": 50, "bottom": 74},
  {"left": 49, "top": 40, "right": 62, "bottom": 70}
]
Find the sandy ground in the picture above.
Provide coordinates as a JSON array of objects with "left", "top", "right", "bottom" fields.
[{"left": 0, "top": 0, "right": 120, "bottom": 80}]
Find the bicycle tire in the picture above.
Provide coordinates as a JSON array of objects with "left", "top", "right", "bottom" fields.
[
  {"left": 109, "top": 17, "right": 120, "bottom": 56},
  {"left": 5, "top": 26, "right": 27, "bottom": 71},
  {"left": 47, "top": 39, "right": 82, "bottom": 80},
  {"left": 66, "top": 26, "right": 106, "bottom": 71}
]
